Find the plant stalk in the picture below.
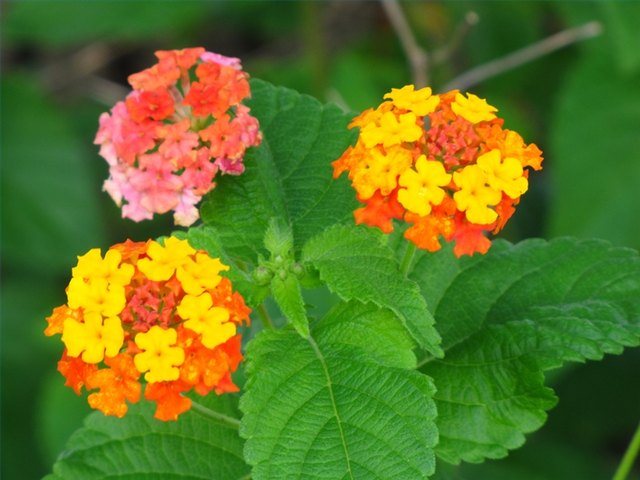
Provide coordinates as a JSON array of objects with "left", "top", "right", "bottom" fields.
[
  {"left": 400, "top": 242, "right": 417, "bottom": 276},
  {"left": 613, "top": 421, "right": 640, "bottom": 480},
  {"left": 257, "top": 303, "right": 275, "bottom": 330},
  {"left": 190, "top": 400, "right": 241, "bottom": 430}
]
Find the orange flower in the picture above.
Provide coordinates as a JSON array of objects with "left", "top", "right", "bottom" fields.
[
  {"left": 45, "top": 305, "right": 79, "bottom": 337},
  {"left": 58, "top": 351, "right": 98, "bottom": 395},
  {"left": 155, "top": 47, "right": 205, "bottom": 71},
  {"left": 333, "top": 85, "right": 543, "bottom": 256},
  {"left": 125, "top": 89, "right": 175, "bottom": 123},
  {"left": 144, "top": 380, "right": 192, "bottom": 421},
  {"left": 353, "top": 190, "right": 405, "bottom": 234},
  {"left": 86, "top": 354, "right": 141, "bottom": 417}
]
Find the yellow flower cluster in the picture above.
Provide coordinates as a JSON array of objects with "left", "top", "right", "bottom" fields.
[
  {"left": 46, "top": 237, "right": 250, "bottom": 420},
  {"left": 333, "top": 86, "right": 543, "bottom": 256}
]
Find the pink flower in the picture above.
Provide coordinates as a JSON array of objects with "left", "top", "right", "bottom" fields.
[
  {"left": 199, "top": 52, "right": 242, "bottom": 70},
  {"left": 94, "top": 48, "right": 262, "bottom": 226}
]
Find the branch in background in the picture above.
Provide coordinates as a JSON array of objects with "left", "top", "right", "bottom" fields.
[
  {"left": 380, "top": 0, "right": 429, "bottom": 88},
  {"left": 442, "top": 20, "right": 603, "bottom": 92},
  {"left": 432, "top": 11, "right": 479, "bottom": 66},
  {"left": 40, "top": 42, "right": 120, "bottom": 91},
  {"left": 39, "top": 42, "right": 133, "bottom": 105},
  {"left": 81, "top": 75, "right": 130, "bottom": 106}
]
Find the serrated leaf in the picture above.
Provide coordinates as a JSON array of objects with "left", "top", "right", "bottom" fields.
[
  {"left": 410, "top": 238, "right": 640, "bottom": 464},
  {"left": 200, "top": 78, "right": 357, "bottom": 262},
  {"left": 240, "top": 301, "right": 438, "bottom": 480},
  {"left": 264, "top": 217, "right": 294, "bottom": 258},
  {"left": 271, "top": 274, "right": 309, "bottom": 338},
  {"left": 46, "top": 396, "right": 248, "bottom": 479},
  {"left": 302, "top": 224, "right": 442, "bottom": 357}
]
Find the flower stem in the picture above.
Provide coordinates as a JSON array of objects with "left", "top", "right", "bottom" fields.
[
  {"left": 613, "top": 421, "right": 640, "bottom": 480},
  {"left": 257, "top": 303, "right": 275, "bottom": 330},
  {"left": 190, "top": 400, "right": 241, "bottom": 430},
  {"left": 400, "top": 242, "right": 417, "bottom": 276}
]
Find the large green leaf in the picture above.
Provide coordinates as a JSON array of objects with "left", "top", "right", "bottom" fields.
[
  {"left": 45, "top": 396, "right": 248, "bottom": 480},
  {"left": 200, "top": 78, "right": 357, "bottom": 261},
  {"left": 410, "top": 238, "right": 640, "bottom": 464},
  {"left": 240, "top": 301, "right": 438, "bottom": 479},
  {"left": 303, "top": 224, "right": 442, "bottom": 356}
]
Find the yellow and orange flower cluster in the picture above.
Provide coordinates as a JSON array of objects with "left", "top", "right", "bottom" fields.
[
  {"left": 45, "top": 237, "right": 250, "bottom": 421},
  {"left": 333, "top": 86, "right": 543, "bottom": 256}
]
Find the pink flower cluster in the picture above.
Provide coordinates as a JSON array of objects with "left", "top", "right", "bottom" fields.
[{"left": 95, "top": 48, "right": 262, "bottom": 226}]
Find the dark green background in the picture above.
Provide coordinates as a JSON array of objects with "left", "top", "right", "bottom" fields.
[{"left": 2, "top": 2, "right": 639, "bottom": 479}]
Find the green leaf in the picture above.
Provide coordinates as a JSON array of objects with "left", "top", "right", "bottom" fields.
[
  {"left": 271, "top": 274, "right": 309, "bottom": 338},
  {"left": 600, "top": 3, "right": 640, "bottom": 74},
  {"left": 46, "top": 396, "right": 248, "bottom": 479},
  {"left": 558, "top": 3, "right": 640, "bottom": 74},
  {"left": 548, "top": 53, "right": 640, "bottom": 249},
  {"left": 200, "top": 78, "right": 357, "bottom": 262},
  {"left": 303, "top": 224, "right": 442, "bottom": 357},
  {"left": 410, "top": 238, "right": 640, "bottom": 464},
  {"left": 240, "top": 301, "right": 438, "bottom": 479},
  {"left": 263, "top": 217, "right": 294, "bottom": 259}
]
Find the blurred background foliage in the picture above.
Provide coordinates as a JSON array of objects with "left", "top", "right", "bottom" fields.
[{"left": 1, "top": 2, "right": 639, "bottom": 479}]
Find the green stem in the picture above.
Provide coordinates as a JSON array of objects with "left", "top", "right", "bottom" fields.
[
  {"left": 257, "top": 303, "right": 275, "bottom": 330},
  {"left": 613, "top": 421, "right": 640, "bottom": 480},
  {"left": 190, "top": 400, "right": 241, "bottom": 430},
  {"left": 400, "top": 242, "right": 417, "bottom": 276}
]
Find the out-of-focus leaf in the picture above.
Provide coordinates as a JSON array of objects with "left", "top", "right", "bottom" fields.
[
  {"left": 557, "top": 3, "right": 640, "bottom": 74},
  {"left": 3, "top": 1, "right": 207, "bottom": 47},
  {"left": 1, "top": 74, "right": 105, "bottom": 272},
  {"left": 37, "top": 371, "right": 92, "bottom": 466},
  {"left": 548, "top": 55, "right": 640, "bottom": 248},
  {"left": 1, "top": 277, "right": 61, "bottom": 479},
  {"left": 601, "top": 3, "right": 640, "bottom": 74}
]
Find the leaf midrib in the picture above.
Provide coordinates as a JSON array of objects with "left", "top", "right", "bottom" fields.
[{"left": 306, "top": 336, "right": 354, "bottom": 480}]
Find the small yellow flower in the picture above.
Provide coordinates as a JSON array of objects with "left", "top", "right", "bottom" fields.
[
  {"left": 177, "top": 293, "right": 235, "bottom": 349},
  {"left": 176, "top": 253, "right": 229, "bottom": 296},
  {"left": 477, "top": 149, "right": 528, "bottom": 199},
  {"left": 72, "top": 248, "right": 134, "bottom": 286},
  {"left": 451, "top": 92, "right": 497, "bottom": 124},
  {"left": 383, "top": 85, "right": 440, "bottom": 116},
  {"left": 138, "top": 237, "right": 196, "bottom": 281},
  {"left": 360, "top": 111, "right": 422, "bottom": 148},
  {"left": 134, "top": 326, "right": 185, "bottom": 383},
  {"left": 397, "top": 156, "right": 451, "bottom": 216},
  {"left": 352, "top": 146, "right": 413, "bottom": 200},
  {"left": 453, "top": 165, "right": 502, "bottom": 224},
  {"left": 66, "top": 277, "right": 126, "bottom": 317},
  {"left": 62, "top": 312, "right": 124, "bottom": 363}
]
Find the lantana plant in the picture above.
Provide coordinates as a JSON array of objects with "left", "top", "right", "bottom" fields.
[{"left": 45, "top": 48, "right": 640, "bottom": 480}]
